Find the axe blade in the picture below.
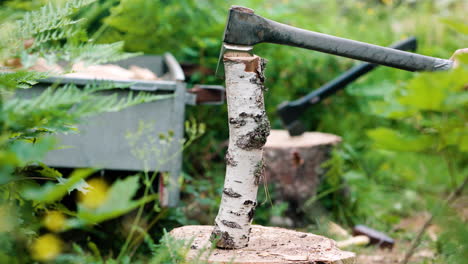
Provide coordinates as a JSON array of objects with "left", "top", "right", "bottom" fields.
[
  {"left": 216, "top": 6, "right": 256, "bottom": 79},
  {"left": 216, "top": 43, "right": 254, "bottom": 78}
]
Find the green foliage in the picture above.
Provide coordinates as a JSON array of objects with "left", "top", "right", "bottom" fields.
[
  {"left": 77, "top": 175, "right": 156, "bottom": 224},
  {"left": 369, "top": 65, "right": 468, "bottom": 155},
  {"left": 360, "top": 31, "right": 468, "bottom": 260},
  {"left": 0, "top": 71, "right": 48, "bottom": 90},
  {"left": 16, "top": 0, "right": 95, "bottom": 39},
  {"left": 4, "top": 82, "right": 172, "bottom": 138},
  {"left": 435, "top": 206, "right": 468, "bottom": 264},
  {"left": 367, "top": 127, "right": 434, "bottom": 152},
  {"left": 21, "top": 168, "right": 95, "bottom": 203},
  {"left": 0, "top": 1, "right": 191, "bottom": 263},
  {"left": 99, "top": 0, "right": 225, "bottom": 55},
  {"left": 0, "top": 0, "right": 95, "bottom": 61},
  {"left": 148, "top": 231, "right": 211, "bottom": 264}
]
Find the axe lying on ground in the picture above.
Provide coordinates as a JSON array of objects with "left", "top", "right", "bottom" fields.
[{"left": 277, "top": 37, "right": 417, "bottom": 136}]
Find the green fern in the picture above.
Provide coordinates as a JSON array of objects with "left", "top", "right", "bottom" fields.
[
  {"left": 17, "top": 0, "right": 95, "bottom": 38},
  {"left": 0, "top": 71, "right": 49, "bottom": 90},
  {"left": 56, "top": 42, "right": 138, "bottom": 65},
  {"left": 4, "top": 82, "right": 173, "bottom": 138}
]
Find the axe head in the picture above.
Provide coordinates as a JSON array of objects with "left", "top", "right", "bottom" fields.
[
  {"left": 216, "top": 43, "right": 254, "bottom": 78},
  {"left": 216, "top": 6, "right": 260, "bottom": 78},
  {"left": 277, "top": 101, "right": 307, "bottom": 136}
]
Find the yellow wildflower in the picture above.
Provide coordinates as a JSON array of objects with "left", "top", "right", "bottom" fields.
[
  {"left": 30, "top": 234, "right": 62, "bottom": 262},
  {"left": 367, "top": 8, "right": 375, "bottom": 15},
  {"left": 78, "top": 178, "right": 109, "bottom": 209},
  {"left": 43, "top": 211, "right": 66, "bottom": 232}
]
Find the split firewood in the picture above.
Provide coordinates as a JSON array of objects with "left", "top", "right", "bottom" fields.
[
  {"left": 2, "top": 57, "right": 159, "bottom": 81},
  {"left": 337, "top": 235, "right": 370, "bottom": 249},
  {"left": 29, "top": 58, "right": 63, "bottom": 74},
  {"left": 65, "top": 62, "right": 159, "bottom": 80},
  {"left": 328, "top": 221, "right": 351, "bottom": 238}
]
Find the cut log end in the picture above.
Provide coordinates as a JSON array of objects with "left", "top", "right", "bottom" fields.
[{"left": 171, "top": 225, "right": 356, "bottom": 264}]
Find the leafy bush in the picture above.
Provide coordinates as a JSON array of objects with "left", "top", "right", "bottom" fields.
[{"left": 0, "top": 1, "right": 205, "bottom": 262}]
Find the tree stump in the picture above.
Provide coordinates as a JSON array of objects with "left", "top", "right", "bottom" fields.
[
  {"left": 170, "top": 225, "right": 356, "bottom": 264},
  {"left": 263, "top": 130, "right": 341, "bottom": 212}
]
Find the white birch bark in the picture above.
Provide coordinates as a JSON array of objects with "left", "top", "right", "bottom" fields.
[{"left": 211, "top": 54, "right": 269, "bottom": 249}]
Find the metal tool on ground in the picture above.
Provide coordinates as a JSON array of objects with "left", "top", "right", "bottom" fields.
[
  {"left": 353, "top": 225, "right": 395, "bottom": 249},
  {"left": 216, "top": 6, "right": 453, "bottom": 78},
  {"left": 277, "top": 37, "right": 417, "bottom": 136}
]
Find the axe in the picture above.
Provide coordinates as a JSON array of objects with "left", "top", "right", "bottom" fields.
[
  {"left": 277, "top": 37, "right": 418, "bottom": 136},
  {"left": 216, "top": 6, "right": 453, "bottom": 77}
]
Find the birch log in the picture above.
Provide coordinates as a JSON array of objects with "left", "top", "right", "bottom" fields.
[{"left": 210, "top": 53, "right": 269, "bottom": 249}]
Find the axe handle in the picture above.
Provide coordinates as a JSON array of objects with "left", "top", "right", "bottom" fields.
[
  {"left": 294, "top": 37, "right": 417, "bottom": 108},
  {"left": 277, "top": 37, "right": 418, "bottom": 134},
  {"left": 261, "top": 17, "right": 453, "bottom": 71}
]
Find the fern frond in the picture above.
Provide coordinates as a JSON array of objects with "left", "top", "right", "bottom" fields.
[
  {"left": 34, "top": 27, "right": 82, "bottom": 45},
  {"left": 70, "top": 91, "right": 173, "bottom": 117},
  {"left": 4, "top": 83, "right": 172, "bottom": 138},
  {"left": 63, "top": 42, "right": 139, "bottom": 65},
  {"left": 17, "top": 0, "right": 95, "bottom": 38},
  {"left": 99, "top": 92, "right": 173, "bottom": 113},
  {"left": 0, "top": 0, "right": 96, "bottom": 62},
  {"left": 0, "top": 71, "right": 49, "bottom": 90}
]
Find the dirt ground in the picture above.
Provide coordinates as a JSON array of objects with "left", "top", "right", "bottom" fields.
[
  {"left": 356, "top": 195, "right": 468, "bottom": 263},
  {"left": 356, "top": 243, "right": 435, "bottom": 263}
]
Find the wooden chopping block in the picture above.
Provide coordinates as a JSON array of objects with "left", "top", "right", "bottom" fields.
[{"left": 170, "top": 225, "right": 356, "bottom": 264}]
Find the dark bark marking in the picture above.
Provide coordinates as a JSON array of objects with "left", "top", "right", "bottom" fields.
[
  {"left": 223, "top": 188, "right": 242, "bottom": 198},
  {"left": 247, "top": 207, "right": 256, "bottom": 221},
  {"left": 228, "top": 210, "right": 241, "bottom": 216},
  {"left": 229, "top": 117, "right": 246, "bottom": 128},
  {"left": 239, "top": 112, "right": 248, "bottom": 118},
  {"left": 225, "top": 150, "right": 238, "bottom": 167},
  {"left": 235, "top": 117, "right": 270, "bottom": 150},
  {"left": 243, "top": 200, "right": 257, "bottom": 206},
  {"left": 210, "top": 227, "right": 235, "bottom": 249},
  {"left": 221, "top": 220, "right": 242, "bottom": 229}
]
